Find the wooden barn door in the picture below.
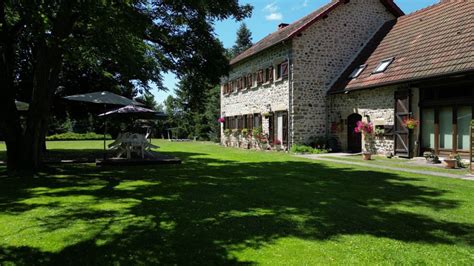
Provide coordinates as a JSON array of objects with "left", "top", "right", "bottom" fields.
[{"left": 394, "top": 90, "right": 411, "bottom": 157}]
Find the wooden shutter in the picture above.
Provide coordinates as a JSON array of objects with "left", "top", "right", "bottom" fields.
[
  {"left": 257, "top": 70, "right": 263, "bottom": 84},
  {"left": 281, "top": 61, "right": 289, "bottom": 78},
  {"left": 269, "top": 66, "right": 274, "bottom": 82},
  {"left": 394, "top": 90, "right": 411, "bottom": 157},
  {"left": 247, "top": 114, "right": 253, "bottom": 130},
  {"left": 268, "top": 113, "right": 274, "bottom": 144},
  {"left": 283, "top": 111, "right": 288, "bottom": 145}
]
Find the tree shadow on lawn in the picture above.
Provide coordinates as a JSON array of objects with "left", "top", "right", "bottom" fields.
[{"left": 0, "top": 150, "right": 473, "bottom": 265}]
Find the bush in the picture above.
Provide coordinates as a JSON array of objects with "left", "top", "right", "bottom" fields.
[
  {"left": 290, "top": 144, "right": 328, "bottom": 154},
  {"left": 306, "top": 136, "right": 340, "bottom": 152},
  {"left": 46, "top": 132, "right": 112, "bottom": 141}
]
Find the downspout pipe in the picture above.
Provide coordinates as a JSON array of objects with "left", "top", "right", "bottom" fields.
[{"left": 287, "top": 43, "right": 293, "bottom": 151}]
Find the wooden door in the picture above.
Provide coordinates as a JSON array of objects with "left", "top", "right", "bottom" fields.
[
  {"left": 347, "top": 113, "right": 362, "bottom": 153},
  {"left": 268, "top": 113, "right": 274, "bottom": 145},
  {"left": 395, "top": 90, "right": 411, "bottom": 157},
  {"left": 282, "top": 111, "right": 288, "bottom": 146}
]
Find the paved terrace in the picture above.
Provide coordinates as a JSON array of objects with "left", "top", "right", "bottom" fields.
[{"left": 296, "top": 154, "right": 474, "bottom": 181}]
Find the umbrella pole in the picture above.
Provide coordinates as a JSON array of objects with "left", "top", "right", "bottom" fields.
[{"left": 103, "top": 104, "right": 107, "bottom": 161}]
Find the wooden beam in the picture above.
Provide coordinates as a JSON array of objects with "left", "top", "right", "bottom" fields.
[
  {"left": 434, "top": 108, "right": 440, "bottom": 155},
  {"left": 453, "top": 106, "right": 458, "bottom": 154}
]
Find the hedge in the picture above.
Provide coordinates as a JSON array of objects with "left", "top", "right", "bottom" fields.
[{"left": 46, "top": 132, "right": 112, "bottom": 141}]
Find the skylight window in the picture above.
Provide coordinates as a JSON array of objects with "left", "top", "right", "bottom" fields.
[
  {"left": 373, "top": 57, "right": 394, "bottom": 73},
  {"left": 349, "top": 64, "right": 367, "bottom": 79}
]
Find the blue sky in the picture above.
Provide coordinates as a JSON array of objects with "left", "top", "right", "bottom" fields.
[{"left": 153, "top": 0, "right": 438, "bottom": 104}]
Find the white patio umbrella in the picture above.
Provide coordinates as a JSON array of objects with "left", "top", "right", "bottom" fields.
[
  {"left": 63, "top": 91, "right": 144, "bottom": 106},
  {"left": 63, "top": 91, "right": 144, "bottom": 160},
  {"left": 15, "top": 100, "right": 29, "bottom": 111}
]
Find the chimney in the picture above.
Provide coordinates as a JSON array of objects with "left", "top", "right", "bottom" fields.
[{"left": 278, "top": 23, "right": 289, "bottom": 30}]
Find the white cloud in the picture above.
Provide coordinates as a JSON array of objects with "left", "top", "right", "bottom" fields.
[
  {"left": 264, "top": 2, "right": 283, "bottom": 21},
  {"left": 292, "top": 0, "right": 309, "bottom": 10},
  {"left": 265, "top": 13, "right": 283, "bottom": 21},
  {"left": 264, "top": 2, "right": 279, "bottom": 13}
]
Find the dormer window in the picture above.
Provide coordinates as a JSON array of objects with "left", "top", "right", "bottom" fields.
[
  {"left": 349, "top": 64, "right": 367, "bottom": 79},
  {"left": 373, "top": 57, "right": 394, "bottom": 73}
]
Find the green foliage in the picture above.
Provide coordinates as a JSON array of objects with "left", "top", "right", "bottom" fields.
[
  {"left": 232, "top": 129, "right": 241, "bottom": 137},
  {"left": 164, "top": 77, "right": 221, "bottom": 141},
  {"left": 252, "top": 127, "right": 263, "bottom": 138},
  {"left": 224, "top": 129, "right": 232, "bottom": 137},
  {"left": 135, "top": 93, "right": 160, "bottom": 111},
  {"left": 453, "top": 154, "right": 466, "bottom": 168},
  {"left": 231, "top": 23, "right": 253, "bottom": 57},
  {"left": 290, "top": 144, "right": 328, "bottom": 154},
  {"left": 1, "top": 0, "right": 253, "bottom": 169},
  {"left": 46, "top": 132, "right": 111, "bottom": 141}
]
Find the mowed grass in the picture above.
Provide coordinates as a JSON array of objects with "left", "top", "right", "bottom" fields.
[{"left": 0, "top": 140, "right": 473, "bottom": 265}]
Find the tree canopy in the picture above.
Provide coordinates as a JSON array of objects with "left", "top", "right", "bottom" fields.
[
  {"left": 0, "top": 0, "right": 252, "bottom": 173},
  {"left": 231, "top": 23, "right": 253, "bottom": 58}
]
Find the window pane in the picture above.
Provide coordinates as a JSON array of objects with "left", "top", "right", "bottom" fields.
[
  {"left": 457, "top": 106, "right": 472, "bottom": 150},
  {"left": 439, "top": 107, "right": 453, "bottom": 149},
  {"left": 422, "top": 108, "right": 435, "bottom": 149}
]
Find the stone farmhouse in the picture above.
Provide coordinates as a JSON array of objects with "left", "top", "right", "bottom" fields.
[{"left": 220, "top": 0, "right": 473, "bottom": 158}]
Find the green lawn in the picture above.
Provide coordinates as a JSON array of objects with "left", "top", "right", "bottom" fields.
[{"left": 0, "top": 140, "right": 473, "bottom": 265}]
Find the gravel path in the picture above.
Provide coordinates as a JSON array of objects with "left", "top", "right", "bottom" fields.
[{"left": 296, "top": 154, "right": 474, "bottom": 181}]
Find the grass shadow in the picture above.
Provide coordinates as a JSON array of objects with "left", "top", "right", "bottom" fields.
[{"left": 0, "top": 148, "right": 472, "bottom": 264}]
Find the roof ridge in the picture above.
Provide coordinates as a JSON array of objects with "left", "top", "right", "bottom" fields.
[
  {"left": 230, "top": 0, "right": 403, "bottom": 65},
  {"left": 398, "top": 0, "right": 448, "bottom": 20}
]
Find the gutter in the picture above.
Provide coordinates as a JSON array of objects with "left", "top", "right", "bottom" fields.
[{"left": 329, "top": 69, "right": 474, "bottom": 95}]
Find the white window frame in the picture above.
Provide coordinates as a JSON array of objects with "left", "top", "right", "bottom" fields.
[
  {"left": 373, "top": 57, "right": 394, "bottom": 74},
  {"left": 349, "top": 64, "right": 367, "bottom": 79}
]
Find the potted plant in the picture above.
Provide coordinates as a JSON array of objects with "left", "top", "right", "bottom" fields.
[
  {"left": 444, "top": 154, "right": 457, "bottom": 169},
  {"left": 354, "top": 120, "right": 375, "bottom": 160},
  {"left": 223, "top": 129, "right": 232, "bottom": 147},
  {"left": 252, "top": 127, "right": 268, "bottom": 150},
  {"left": 423, "top": 151, "right": 441, "bottom": 164},
  {"left": 374, "top": 126, "right": 385, "bottom": 137},
  {"left": 241, "top": 128, "right": 250, "bottom": 149},
  {"left": 402, "top": 117, "right": 419, "bottom": 130},
  {"left": 273, "top": 139, "right": 282, "bottom": 151},
  {"left": 232, "top": 129, "right": 241, "bottom": 147}
]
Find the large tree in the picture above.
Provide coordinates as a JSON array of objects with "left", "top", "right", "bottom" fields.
[
  {"left": 0, "top": 0, "right": 252, "bottom": 173},
  {"left": 231, "top": 23, "right": 253, "bottom": 58}
]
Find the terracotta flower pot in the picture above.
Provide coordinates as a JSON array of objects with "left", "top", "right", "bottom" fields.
[
  {"left": 444, "top": 159, "right": 457, "bottom": 169},
  {"left": 363, "top": 153, "right": 372, "bottom": 160}
]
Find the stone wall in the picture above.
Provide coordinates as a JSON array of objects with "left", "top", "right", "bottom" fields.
[
  {"left": 291, "top": 0, "right": 396, "bottom": 144},
  {"left": 328, "top": 85, "right": 421, "bottom": 155},
  {"left": 328, "top": 86, "right": 396, "bottom": 154},
  {"left": 220, "top": 43, "right": 291, "bottom": 146}
]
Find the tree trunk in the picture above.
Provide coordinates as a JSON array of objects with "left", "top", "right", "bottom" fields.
[
  {"left": 21, "top": 2, "right": 77, "bottom": 171},
  {"left": 22, "top": 43, "right": 63, "bottom": 170},
  {"left": 0, "top": 3, "right": 23, "bottom": 173}
]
